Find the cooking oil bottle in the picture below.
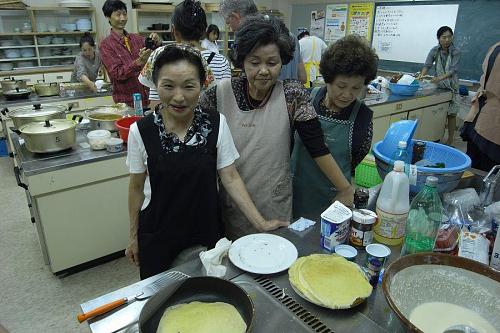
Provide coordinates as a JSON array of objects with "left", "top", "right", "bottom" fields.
[{"left": 374, "top": 160, "right": 410, "bottom": 245}]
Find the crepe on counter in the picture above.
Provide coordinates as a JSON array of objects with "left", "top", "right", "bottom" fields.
[
  {"left": 156, "top": 301, "right": 247, "bottom": 333},
  {"left": 289, "top": 254, "right": 372, "bottom": 309}
]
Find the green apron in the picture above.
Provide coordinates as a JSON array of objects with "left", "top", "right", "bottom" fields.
[{"left": 291, "top": 87, "right": 361, "bottom": 220}]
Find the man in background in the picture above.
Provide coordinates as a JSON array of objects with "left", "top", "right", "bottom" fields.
[
  {"left": 297, "top": 29, "right": 327, "bottom": 88},
  {"left": 220, "top": 0, "right": 307, "bottom": 83}
]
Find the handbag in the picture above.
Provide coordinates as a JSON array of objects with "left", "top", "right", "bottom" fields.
[{"left": 460, "top": 44, "right": 500, "bottom": 141}]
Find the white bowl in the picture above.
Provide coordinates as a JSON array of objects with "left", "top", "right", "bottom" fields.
[
  {"left": 87, "top": 130, "right": 111, "bottom": 150},
  {"left": 105, "top": 138, "right": 124, "bottom": 153}
]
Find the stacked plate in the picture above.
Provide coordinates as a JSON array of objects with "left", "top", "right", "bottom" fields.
[
  {"left": 60, "top": 0, "right": 91, "bottom": 8},
  {"left": 76, "top": 18, "right": 92, "bottom": 31}
]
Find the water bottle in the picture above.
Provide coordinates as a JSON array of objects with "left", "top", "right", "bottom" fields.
[
  {"left": 393, "top": 141, "right": 409, "bottom": 163},
  {"left": 133, "top": 93, "right": 143, "bottom": 116},
  {"left": 401, "top": 176, "right": 443, "bottom": 255},
  {"left": 374, "top": 160, "right": 410, "bottom": 246}
]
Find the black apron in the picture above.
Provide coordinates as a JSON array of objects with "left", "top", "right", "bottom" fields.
[{"left": 136, "top": 112, "right": 222, "bottom": 279}]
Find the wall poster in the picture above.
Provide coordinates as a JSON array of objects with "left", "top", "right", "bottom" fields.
[{"left": 325, "top": 4, "right": 348, "bottom": 42}]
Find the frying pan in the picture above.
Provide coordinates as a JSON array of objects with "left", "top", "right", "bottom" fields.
[{"left": 139, "top": 276, "right": 254, "bottom": 333}]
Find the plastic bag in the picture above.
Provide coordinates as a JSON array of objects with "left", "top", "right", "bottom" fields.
[{"left": 443, "top": 188, "right": 480, "bottom": 213}]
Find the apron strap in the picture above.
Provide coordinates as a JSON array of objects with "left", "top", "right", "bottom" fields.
[{"left": 348, "top": 99, "right": 362, "bottom": 122}]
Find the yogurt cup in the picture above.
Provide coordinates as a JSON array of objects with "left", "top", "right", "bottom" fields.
[
  {"left": 320, "top": 201, "right": 352, "bottom": 252},
  {"left": 334, "top": 244, "right": 358, "bottom": 261},
  {"left": 365, "top": 243, "right": 391, "bottom": 286}
]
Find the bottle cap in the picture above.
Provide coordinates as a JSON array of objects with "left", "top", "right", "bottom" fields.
[
  {"left": 398, "top": 141, "right": 407, "bottom": 148},
  {"left": 425, "top": 176, "right": 438, "bottom": 187},
  {"left": 393, "top": 160, "right": 405, "bottom": 171}
]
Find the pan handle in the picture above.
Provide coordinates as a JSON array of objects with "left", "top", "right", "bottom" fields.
[
  {"left": 77, "top": 298, "right": 127, "bottom": 323},
  {"left": 14, "top": 166, "right": 28, "bottom": 190},
  {"left": 10, "top": 127, "right": 21, "bottom": 135},
  {"left": 1, "top": 108, "right": 8, "bottom": 115},
  {"left": 72, "top": 115, "right": 83, "bottom": 123}
]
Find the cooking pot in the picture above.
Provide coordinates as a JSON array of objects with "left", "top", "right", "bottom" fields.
[
  {"left": 1, "top": 78, "right": 28, "bottom": 92},
  {"left": 139, "top": 276, "right": 254, "bottom": 333},
  {"left": 85, "top": 106, "right": 129, "bottom": 132},
  {"left": 14, "top": 119, "right": 78, "bottom": 153},
  {"left": 33, "top": 81, "right": 60, "bottom": 97},
  {"left": 3, "top": 87, "right": 31, "bottom": 100},
  {"left": 1, "top": 104, "right": 69, "bottom": 129}
]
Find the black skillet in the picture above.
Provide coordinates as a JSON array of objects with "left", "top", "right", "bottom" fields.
[{"left": 139, "top": 276, "right": 254, "bottom": 333}]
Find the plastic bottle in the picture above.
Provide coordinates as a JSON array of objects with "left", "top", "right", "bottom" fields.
[
  {"left": 401, "top": 176, "right": 443, "bottom": 255},
  {"left": 133, "top": 93, "right": 143, "bottom": 116},
  {"left": 374, "top": 160, "right": 410, "bottom": 245},
  {"left": 392, "top": 141, "right": 409, "bottom": 173}
]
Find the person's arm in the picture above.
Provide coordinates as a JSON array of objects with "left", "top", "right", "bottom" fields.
[
  {"left": 99, "top": 41, "right": 151, "bottom": 81},
  {"left": 418, "top": 47, "right": 437, "bottom": 79},
  {"left": 80, "top": 74, "right": 97, "bottom": 92},
  {"left": 432, "top": 48, "right": 461, "bottom": 83},
  {"left": 218, "top": 164, "right": 289, "bottom": 231},
  {"left": 313, "top": 154, "right": 354, "bottom": 206},
  {"left": 126, "top": 172, "right": 146, "bottom": 266},
  {"left": 297, "top": 60, "right": 307, "bottom": 84}
]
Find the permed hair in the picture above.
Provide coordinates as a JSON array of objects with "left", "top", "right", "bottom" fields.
[
  {"left": 436, "top": 26, "right": 453, "bottom": 39},
  {"left": 230, "top": 15, "right": 295, "bottom": 69},
  {"left": 79, "top": 32, "right": 95, "bottom": 48},
  {"left": 219, "top": 0, "right": 258, "bottom": 20},
  {"left": 319, "top": 35, "right": 378, "bottom": 85},
  {"left": 172, "top": 0, "right": 207, "bottom": 42},
  {"left": 102, "top": 0, "right": 127, "bottom": 18},
  {"left": 152, "top": 46, "right": 206, "bottom": 86}
]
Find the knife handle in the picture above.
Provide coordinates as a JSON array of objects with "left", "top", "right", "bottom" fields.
[{"left": 77, "top": 298, "right": 127, "bottom": 323}]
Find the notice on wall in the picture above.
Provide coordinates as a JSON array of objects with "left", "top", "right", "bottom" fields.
[
  {"left": 310, "top": 9, "right": 326, "bottom": 39},
  {"left": 347, "top": 2, "right": 375, "bottom": 41},
  {"left": 325, "top": 4, "right": 348, "bottom": 42}
]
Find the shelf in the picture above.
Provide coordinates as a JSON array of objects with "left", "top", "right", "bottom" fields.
[
  {"left": 139, "top": 30, "right": 169, "bottom": 33},
  {"left": 35, "top": 31, "right": 95, "bottom": 35},
  {"left": 0, "top": 45, "right": 35, "bottom": 49},
  {"left": 0, "top": 32, "right": 35, "bottom": 36},
  {"left": 39, "top": 55, "right": 76, "bottom": 59},
  {"left": 38, "top": 44, "right": 79, "bottom": 47},
  {"left": 0, "top": 57, "right": 38, "bottom": 62},
  {"left": 29, "top": 7, "right": 95, "bottom": 12}
]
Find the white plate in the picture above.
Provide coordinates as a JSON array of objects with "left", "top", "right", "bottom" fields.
[{"left": 228, "top": 233, "right": 298, "bottom": 274}]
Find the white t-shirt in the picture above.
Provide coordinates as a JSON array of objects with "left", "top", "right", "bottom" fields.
[
  {"left": 126, "top": 113, "right": 240, "bottom": 210},
  {"left": 201, "top": 39, "right": 219, "bottom": 54},
  {"left": 299, "top": 35, "right": 328, "bottom": 82}
]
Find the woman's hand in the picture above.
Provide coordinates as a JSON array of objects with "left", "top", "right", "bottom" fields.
[
  {"left": 256, "top": 219, "right": 290, "bottom": 232},
  {"left": 136, "top": 47, "right": 153, "bottom": 66},
  {"left": 430, "top": 76, "right": 441, "bottom": 84},
  {"left": 149, "top": 32, "right": 161, "bottom": 47},
  {"left": 333, "top": 185, "right": 355, "bottom": 207},
  {"left": 90, "top": 83, "right": 98, "bottom": 93},
  {"left": 125, "top": 237, "right": 140, "bottom": 266}
]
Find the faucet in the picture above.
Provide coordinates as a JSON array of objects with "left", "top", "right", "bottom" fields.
[{"left": 479, "top": 165, "right": 500, "bottom": 207}]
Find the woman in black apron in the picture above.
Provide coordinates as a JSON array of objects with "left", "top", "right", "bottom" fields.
[{"left": 126, "top": 44, "right": 287, "bottom": 279}]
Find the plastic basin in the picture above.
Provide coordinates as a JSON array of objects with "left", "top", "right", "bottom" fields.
[{"left": 115, "top": 116, "right": 142, "bottom": 143}]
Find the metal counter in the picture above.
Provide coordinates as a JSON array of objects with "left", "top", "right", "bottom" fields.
[
  {"left": 12, "top": 129, "right": 126, "bottom": 176},
  {"left": 362, "top": 87, "right": 450, "bottom": 107},
  {"left": 0, "top": 89, "right": 112, "bottom": 109}
]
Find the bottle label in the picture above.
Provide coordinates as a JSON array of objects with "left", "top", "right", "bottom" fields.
[{"left": 374, "top": 207, "right": 408, "bottom": 240}]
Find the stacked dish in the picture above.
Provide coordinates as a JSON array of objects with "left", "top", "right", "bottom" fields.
[
  {"left": 76, "top": 18, "right": 92, "bottom": 31},
  {"left": 38, "top": 36, "right": 52, "bottom": 45},
  {"left": 60, "top": 0, "right": 91, "bottom": 8},
  {"left": 0, "top": 63, "right": 14, "bottom": 71}
]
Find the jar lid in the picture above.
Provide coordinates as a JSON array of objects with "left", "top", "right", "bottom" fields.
[
  {"left": 19, "top": 119, "right": 76, "bottom": 135},
  {"left": 352, "top": 209, "right": 377, "bottom": 224}
]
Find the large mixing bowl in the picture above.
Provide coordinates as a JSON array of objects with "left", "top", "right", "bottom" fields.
[{"left": 382, "top": 253, "right": 499, "bottom": 333}]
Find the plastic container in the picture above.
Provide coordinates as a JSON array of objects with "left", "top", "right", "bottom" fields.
[
  {"left": 133, "top": 93, "right": 143, "bottom": 116},
  {"left": 115, "top": 116, "right": 142, "bottom": 143},
  {"left": 355, "top": 154, "right": 383, "bottom": 188},
  {"left": 87, "top": 129, "right": 111, "bottom": 150},
  {"left": 393, "top": 141, "right": 409, "bottom": 164},
  {"left": 105, "top": 137, "right": 124, "bottom": 153},
  {"left": 0, "top": 138, "right": 8, "bottom": 157},
  {"left": 374, "top": 160, "right": 410, "bottom": 246},
  {"left": 388, "top": 82, "right": 420, "bottom": 96},
  {"left": 349, "top": 209, "right": 377, "bottom": 248},
  {"left": 320, "top": 201, "right": 353, "bottom": 252},
  {"left": 401, "top": 176, "right": 443, "bottom": 256},
  {"left": 334, "top": 244, "right": 358, "bottom": 261},
  {"left": 378, "top": 120, "right": 418, "bottom": 159}
]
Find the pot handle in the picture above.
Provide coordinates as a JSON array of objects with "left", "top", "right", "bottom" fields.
[
  {"left": 9, "top": 127, "right": 21, "bottom": 135},
  {"left": 14, "top": 166, "right": 28, "bottom": 190},
  {"left": 37, "top": 79, "right": 45, "bottom": 83},
  {"left": 1, "top": 108, "right": 8, "bottom": 115},
  {"left": 72, "top": 115, "right": 83, "bottom": 123},
  {"left": 50, "top": 82, "right": 58, "bottom": 87},
  {"left": 68, "top": 104, "right": 74, "bottom": 112},
  {"left": 33, "top": 104, "right": 42, "bottom": 110}
]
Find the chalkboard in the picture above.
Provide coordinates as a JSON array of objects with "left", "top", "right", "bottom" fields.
[{"left": 376, "top": 0, "right": 500, "bottom": 81}]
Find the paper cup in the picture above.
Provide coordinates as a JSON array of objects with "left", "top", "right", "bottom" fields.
[
  {"left": 334, "top": 244, "right": 358, "bottom": 261},
  {"left": 365, "top": 243, "right": 391, "bottom": 286}
]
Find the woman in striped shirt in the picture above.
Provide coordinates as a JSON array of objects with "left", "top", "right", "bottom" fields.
[{"left": 140, "top": 0, "right": 231, "bottom": 109}]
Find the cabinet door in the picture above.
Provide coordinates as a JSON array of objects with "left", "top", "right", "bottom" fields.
[
  {"left": 408, "top": 108, "right": 424, "bottom": 139},
  {"left": 372, "top": 116, "right": 391, "bottom": 146},
  {"left": 411, "top": 104, "right": 448, "bottom": 141},
  {"left": 44, "top": 72, "right": 72, "bottom": 83},
  {"left": 389, "top": 111, "right": 408, "bottom": 124}
]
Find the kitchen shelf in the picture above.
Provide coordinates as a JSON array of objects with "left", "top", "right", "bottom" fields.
[
  {"left": 35, "top": 31, "right": 95, "bottom": 35},
  {"left": 138, "top": 30, "right": 169, "bottom": 33},
  {"left": 0, "top": 57, "right": 38, "bottom": 62},
  {"left": 0, "top": 45, "right": 36, "bottom": 49},
  {"left": 0, "top": 32, "right": 35, "bottom": 36},
  {"left": 39, "top": 55, "right": 77, "bottom": 59},
  {"left": 38, "top": 44, "right": 79, "bottom": 47}
]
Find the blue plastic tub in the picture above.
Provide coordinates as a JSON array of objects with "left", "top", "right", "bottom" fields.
[
  {"left": 389, "top": 82, "right": 420, "bottom": 96},
  {"left": 372, "top": 140, "right": 471, "bottom": 193},
  {"left": 0, "top": 139, "right": 8, "bottom": 157},
  {"left": 379, "top": 120, "right": 418, "bottom": 158}
]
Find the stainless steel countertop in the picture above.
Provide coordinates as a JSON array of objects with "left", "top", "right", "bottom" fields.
[
  {"left": 12, "top": 129, "right": 126, "bottom": 176},
  {"left": 362, "top": 87, "right": 451, "bottom": 107},
  {"left": 0, "top": 90, "right": 112, "bottom": 109}
]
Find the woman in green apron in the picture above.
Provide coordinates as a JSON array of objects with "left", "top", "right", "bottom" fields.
[
  {"left": 292, "top": 35, "right": 378, "bottom": 219},
  {"left": 418, "top": 26, "right": 461, "bottom": 146}
]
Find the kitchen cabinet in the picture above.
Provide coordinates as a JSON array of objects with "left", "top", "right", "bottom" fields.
[
  {"left": 0, "top": 7, "right": 97, "bottom": 73},
  {"left": 408, "top": 102, "right": 448, "bottom": 141},
  {"left": 372, "top": 116, "right": 392, "bottom": 144},
  {"left": 43, "top": 71, "right": 72, "bottom": 83}
]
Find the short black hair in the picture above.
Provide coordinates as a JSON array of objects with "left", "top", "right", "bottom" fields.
[
  {"left": 319, "top": 35, "right": 378, "bottom": 85},
  {"left": 172, "top": 0, "right": 207, "bottom": 41},
  {"left": 79, "top": 32, "right": 95, "bottom": 48},
  {"left": 297, "top": 30, "right": 309, "bottom": 40},
  {"left": 152, "top": 46, "right": 206, "bottom": 86},
  {"left": 102, "top": 0, "right": 127, "bottom": 18},
  {"left": 437, "top": 26, "right": 453, "bottom": 39},
  {"left": 231, "top": 15, "right": 295, "bottom": 69},
  {"left": 206, "top": 24, "right": 220, "bottom": 40}
]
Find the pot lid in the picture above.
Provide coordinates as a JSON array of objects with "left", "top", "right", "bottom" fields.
[
  {"left": 8, "top": 104, "right": 66, "bottom": 117},
  {"left": 19, "top": 119, "right": 76, "bottom": 135}
]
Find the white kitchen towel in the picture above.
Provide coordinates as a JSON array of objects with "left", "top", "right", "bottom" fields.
[
  {"left": 199, "top": 237, "right": 232, "bottom": 277},
  {"left": 288, "top": 217, "right": 316, "bottom": 232}
]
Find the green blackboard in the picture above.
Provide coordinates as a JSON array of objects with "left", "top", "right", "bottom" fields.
[{"left": 377, "top": 0, "right": 500, "bottom": 81}]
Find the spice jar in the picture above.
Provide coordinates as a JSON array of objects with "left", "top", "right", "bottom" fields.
[
  {"left": 411, "top": 141, "right": 426, "bottom": 164},
  {"left": 354, "top": 188, "right": 369, "bottom": 209},
  {"left": 349, "top": 209, "right": 377, "bottom": 248}
]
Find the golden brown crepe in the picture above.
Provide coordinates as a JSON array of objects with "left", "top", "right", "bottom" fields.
[
  {"left": 156, "top": 301, "right": 247, "bottom": 333},
  {"left": 289, "top": 254, "right": 372, "bottom": 309}
]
